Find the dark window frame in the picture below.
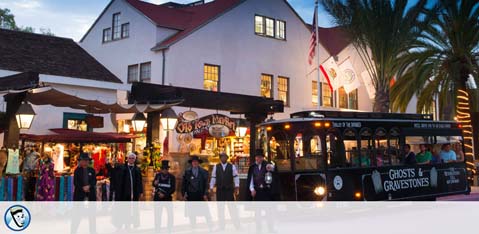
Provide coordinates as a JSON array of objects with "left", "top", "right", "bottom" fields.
[
  {"left": 203, "top": 63, "right": 221, "bottom": 92},
  {"left": 121, "top": 23, "right": 130, "bottom": 38},
  {"left": 127, "top": 64, "right": 139, "bottom": 84},
  {"left": 278, "top": 76, "right": 290, "bottom": 107},
  {"left": 260, "top": 73, "right": 274, "bottom": 98},
  {"left": 275, "top": 19, "right": 286, "bottom": 40},
  {"left": 112, "top": 12, "right": 121, "bottom": 40},
  {"left": 139, "top": 62, "right": 151, "bottom": 82},
  {"left": 254, "top": 15, "right": 265, "bottom": 35},
  {"left": 102, "top": 28, "right": 112, "bottom": 43}
]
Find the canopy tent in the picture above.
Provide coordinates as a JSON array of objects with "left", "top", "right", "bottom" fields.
[
  {"left": 2, "top": 86, "right": 182, "bottom": 114},
  {"left": 20, "top": 128, "right": 137, "bottom": 143}
]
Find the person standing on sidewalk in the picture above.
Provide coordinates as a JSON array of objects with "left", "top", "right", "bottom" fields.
[
  {"left": 209, "top": 153, "right": 239, "bottom": 201},
  {"left": 153, "top": 160, "right": 176, "bottom": 201},
  {"left": 182, "top": 156, "right": 208, "bottom": 201},
  {"left": 246, "top": 149, "right": 280, "bottom": 201},
  {"left": 73, "top": 153, "right": 96, "bottom": 201},
  {"left": 119, "top": 152, "right": 143, "bottom": 201}
]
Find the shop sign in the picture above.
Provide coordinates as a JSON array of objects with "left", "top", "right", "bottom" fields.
[{"left": 175, "top": 114, "right": 236, "bottom": 136}]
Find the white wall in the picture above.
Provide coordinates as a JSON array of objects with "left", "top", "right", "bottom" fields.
[
  {"left": 80, "top": 0, "right": 177, "bottom": 87},
  {"left": 164, "top": 0, "right": 330, "bottom": 119}
]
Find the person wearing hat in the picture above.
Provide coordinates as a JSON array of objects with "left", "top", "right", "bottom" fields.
[
  {"left": 246, "top": 149, "right": 280, "bottom": 201},
  {"left": 153, "top": 160, "right": 176, "bottom": 201},
  {"left": 209, "top": 153, "right": 240, "bottom": 201},
  {"left": 181, "top": 156, "right": 209, "bottom": 201},
  {"left": 119, "top": 152, "right": 143, "bottom": 201},
  {"left": 73, "top": 153, "right": 97, "bottom": 201}
]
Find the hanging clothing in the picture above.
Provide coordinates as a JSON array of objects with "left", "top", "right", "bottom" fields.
[
  {"left": 23, "top": 151, "right": 40, "bottom": 172},
  {"left": 6, "top": 149, "right": 20, "bottom": 174},
  {"left": 36, "top": 161, "right": 56, "bottom": 201},
  {"left": 52, "top": 145, "right": 64, "bottom": 172}
]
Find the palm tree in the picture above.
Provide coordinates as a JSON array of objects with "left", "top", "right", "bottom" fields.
[
  {"left": 391, "top": 0, "right": 479, "bottom": 176},
  {"left": 320, "top": 0, "right": 428, "bottom": 112},
  {"left": 392, "top": 0, "right": 479, "bottom": 116}
]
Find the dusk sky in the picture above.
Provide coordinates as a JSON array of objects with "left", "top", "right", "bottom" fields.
[{"left": 0, "top": 0, "right": 334, "bottom": 41}]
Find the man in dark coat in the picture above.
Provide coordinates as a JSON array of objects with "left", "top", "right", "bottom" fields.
[
  {"left": 153, "top": 160, "right": 176, "bottom": 201},
  {"left": 246, "top": 149, "right": 280, "bottom": 201},
  {"left": 106, "top": 156, "right": 123, "bottom": 201},
  {"left": 73, "top": 153, "right": 97, "bottom": 201},
  {"left": 119, "top": 152, "right": 143, "bottom": 201},
  {"left": 181, "top": 156, "right": 208, "bottom": 201},
  {"left": 209, "top": 153, "right": 239, "bottom": 201}
]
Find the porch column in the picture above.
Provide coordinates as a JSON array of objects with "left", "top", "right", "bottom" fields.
[{"left": 3, "top": 93, "right": 25, "bottom": 148}]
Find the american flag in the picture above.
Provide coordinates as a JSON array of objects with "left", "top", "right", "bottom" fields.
[{"left": 308, "top": 3, "right": 318, "bottom": 65}]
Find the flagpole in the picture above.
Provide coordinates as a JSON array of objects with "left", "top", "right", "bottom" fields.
[{"left": 315, "top": 0, "right": 322, "bottom": 109}]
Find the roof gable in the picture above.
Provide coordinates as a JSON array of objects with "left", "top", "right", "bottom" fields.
[
  {"left": 315, "top": 26, "right": 352, "bottom": 56},
  {"left": 125, "top": 0, "right": 244, "bottom": 50},
  {"left": 0, "top": 29, "right": 122, "bottom": 84}
]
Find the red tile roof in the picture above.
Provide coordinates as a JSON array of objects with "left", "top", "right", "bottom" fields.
[
  {"left": 316, "top": 26, "right": 352, "bottom": 56},
  {"left": 125, "top": 0, "right": 243, "bottom": 49}
]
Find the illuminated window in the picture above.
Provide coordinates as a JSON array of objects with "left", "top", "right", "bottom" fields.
[
  {"left": 121, "top": 23, "right": 129, "bottom": 38},
  {"left": 321, "top": 83, "right": 333, "bottom": 107},
  {"left": 265, "top": 18, "right": 274, "bottom": 37},
  {"left": 276, "top": 20, "right": 286, "bottom": 40},
  {"left": 255, "top": 15, "right": 264, "bottom": 34},
  {"left": 204, "top": 64, "right": 220, "bottom": 92},
  {"left": 261, "top": 74, "right": 273, "bottom": 98},
  {"left": 112, "top": 13, "right": 121, "bottom": 40},
  {"left": 339, "top": 87, "right": 358, "bottom": 109},
  {"left": 278, "top": 77, "right": 289, "bottom": 106},
  {"left": 312, "top": 80, "right": 318, "bottom": 106},
  {"left": 421, "top": 101, "right": 437, "bottom": 120},
  {"left": 127, "top": 64, "right": 138, "bottom": 83},
  {"left": 339, "top": 87, "right": 348, "bottom": 108},
  {"left": 140, "top": 62, "right": 151, "bottom": 82},
  {"left": 349, "top": 89, "right": 358, "bottom": 110},
  {"left": 102, "top": 28, "right": 111, "bottom": 42}
]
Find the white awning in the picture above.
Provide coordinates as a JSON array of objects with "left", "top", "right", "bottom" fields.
[{"left": 6, "top": 86, "right": 180, "bottom": 114}]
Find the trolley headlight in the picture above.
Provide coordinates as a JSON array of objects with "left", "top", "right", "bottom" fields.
[{"left": 313, "top": 186, "right": 326, "bottom": 196}]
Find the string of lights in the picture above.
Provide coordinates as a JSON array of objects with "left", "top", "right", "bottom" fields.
[{"left": 456, "top": 89, "right": 476, "bottom": 177}]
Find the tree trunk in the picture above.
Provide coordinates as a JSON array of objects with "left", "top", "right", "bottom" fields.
[{"left": 373, "top": 85, "right": 390, "bottom": 113}]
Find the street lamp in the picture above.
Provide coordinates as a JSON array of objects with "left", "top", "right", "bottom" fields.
[
  {"left": 160, "top": 108, "right": 178, "bottom": 131},
  {"left": 235, "top": 118, "right": 248, "bottom": 138},
  {"left": 131, "top": 112, "right": 146, "bottom": 132},
  {"left": 15, "top": 102, "right": 36, "bottom": 129}
]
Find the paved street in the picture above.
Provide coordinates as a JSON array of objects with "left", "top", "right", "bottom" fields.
[{"left": 438, "top": 186, "right": 479, "bottom": 201}]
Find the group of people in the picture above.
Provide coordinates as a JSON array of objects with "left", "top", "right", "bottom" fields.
[
  {"left": 73, "top": 152, "right": 143, "bottom": 201},
  {"left": 403, "top": 143, "right": 461, "bottom": 165},
  {"left": 73, "top": 148, "right": 280, "bottom": 202}
]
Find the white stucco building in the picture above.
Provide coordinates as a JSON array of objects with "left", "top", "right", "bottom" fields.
[{"left": 80, "top": 0, "right": 378, "bottom": 118}]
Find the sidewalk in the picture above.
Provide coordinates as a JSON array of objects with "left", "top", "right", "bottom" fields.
[{"left": 437, "top": 186, "right": 479, "bottom": 201}]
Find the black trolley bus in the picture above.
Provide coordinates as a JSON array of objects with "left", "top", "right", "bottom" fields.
[{"left": 258, "top": 110, "right": 472, "bottom": 201}]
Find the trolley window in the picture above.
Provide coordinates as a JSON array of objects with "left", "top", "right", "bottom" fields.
[
  {"left": 295, "top": 132, "right": 323, "bottom": 171},
  {"left": 359, "top": 127, "right": 373, "bottom": 167},
  {"left": 326, "top": 128, "right": 346, "bottom": 167},
  {"left": 269, "top": 131, "right": 291, "bottom": 172},
  {"left": 343, "top": 128, "right": 359, "bottom": 167}
]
